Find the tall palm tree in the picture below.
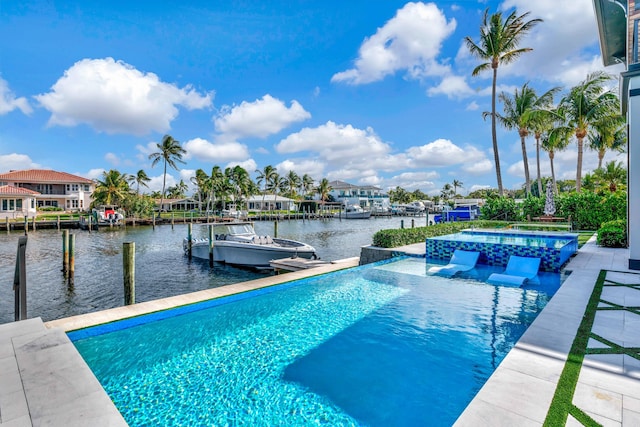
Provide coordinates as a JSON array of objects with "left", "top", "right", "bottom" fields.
[
  {"left": 209, "top": 166, "right": 225, "bottom": 211},
  {"left": 316, "top": 178, "right": 332, "bottom": 204},
  {"left": 93, "top": 169, "right": 130, "bottom": 206},
  {"left": 191, "top": 169, "right": 210, "bottom": 211},
  {"left": 554, "top": 71, "right": 617, "bottom": 191},
  {"left": 225, "top": 165, "right": 252, "bottom": 211},
  {"left": 284, "top": 170, "right": 301, "bottom": 199},
  {"left": 524, "top": 102, "right": 561, "bottom": 196},
  {"left": 465, "top": 8, "right": 542, "bottom": 196},
  {"left": 452, "top": 179, "right": 463, "bottom": 197},
  {"left": 441, "top": 183, "right": 453, "bottom": 200},
  {"left": 301, "top": 174, "right": 315, "bottom": 198},
  {"left": 496, "top": 83, "right": 559, "bottom": 196},
  {"left": 256, "top": 165, "right": 278, "bottom": 211},
  {"left": 132, "top": 169, "right": 151, "bottom": 196},
  {"left": 541, "top": 127, "right": 571, "bottom": 195},
  {"left": 148, "top": 134, "right": 186, "bottom": 209}
]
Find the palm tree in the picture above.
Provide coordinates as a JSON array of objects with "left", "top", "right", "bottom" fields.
[
  {"left": 225, "top": 165, "right": 252, "bottom": 211},
  {"left": 256, "top": 165, "right": 278, "bottom": 211},
  {"left": 191, "top": 169, "right": 210, "bottom": 211},
  {"left": 496, "top": 83, "right": 559, "bottom": 196},
  {"left": 441, "top": 183, "right": 453, "bottom": 200},
  {"left": 284, "top": 170, "right": 301, "bottom": 199},
  {"left": 465, "top": 8, "right": 542, "bottom": 196},
  {"left": 316, "top": 178, "right": 332, "bottom": 204},
  {"left": 589, "top": 110, "right": 626, "bottom": 169},
  {"left": 301, "top": 174, "right": 315, "bottom": 199},
  {"left": 93, "top": 169, "right": 130, "bottom": 206},
  {"left": 452, "top": 180, "right": 463, "bottom": 197},
  {"left": 209, "top": 166, "right": 225, "bottom": 212},
  {"left": 541, "top": 128, "right": 571, "bottom": 195},
  {"left": 148, "top": 134, "right": 186, "bottom": 209},
  {"left": 132, "top": 169, "right": 151, "bottom": 195},
  {"left": 554, "top": 71, "right": 617, "bottom": 191},
  {"left": 594, "top": 160, "right": 626, "bottom": 193},
  {"left": 525, "top": 104, "right": 561, "bottom": 196}
]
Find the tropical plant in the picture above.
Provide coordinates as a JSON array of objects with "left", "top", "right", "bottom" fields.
[
  {"left": 132, "top": 169, "right": 151, "bottom": 195},
  {"left": 225, "top": 165, "right": 253, "bottom": 211},
  {"left": 191, "top": 169, "right": 211, "bottom": 211},
  {"left": 300, "top": 174, "right": 315, "bottom": 198},
  {"left": 441, "top": 183, "right": 454, "bottom": 200},
  {"left": 588, "top": 112, "right": 626, "bottom": 169},
  {"left": 316, "top": 178, "right": 332, "bottom": 204},
  {"left": 148, "top": 134, "right": 186, "bottom": 209},
  {"left": 497, "top": 83, "right": 560, "bottom": 196},
  {"left": 209, "top": 166, "right": 226, "bottom": 211},
  {"left": 452, "top": 180, "right": 463, "bottom": 197},
  {"left": 465, "top": 8, "right": 542, "bottom": 196},
  {"left": 93, "top": 169, "right": 131, "bottom": 207},
  {"left": 525, "top": 104, "right": 561, "bottom": 196},
  {"left": 593, "top": 160, "right": 626, "bottom": 193},
  {"left": 283, "top": 170, "right": 301, "bottom": 199},
  {"left": 541, "top": 125, "right": 571, "bottom": 195},
  {"left": 597, "top": 219, "right": 627, "bottom": 248},
  {"left": 256, "top": 165, "right": 278, "bottom": 211},
  {"left": 480, "top": 196, "right": 521, "bottom": 221},
  {"left": 554, "top": 71, "right": 617, "bottom": 191},
  {"left": 388, "top": 186, "right": 411, "bottom": 204}
]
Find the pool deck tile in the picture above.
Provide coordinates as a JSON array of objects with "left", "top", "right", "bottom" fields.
[{"left": 2, "top": 237, "right": 640, "bottom": 426}]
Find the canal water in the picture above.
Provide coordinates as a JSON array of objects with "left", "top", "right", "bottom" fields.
[{"left": 0, "top": 217, "right": 418, "bottom": 324}]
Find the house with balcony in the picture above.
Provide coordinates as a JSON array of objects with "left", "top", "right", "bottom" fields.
[
  {"left": 0, "top": 169, "right": 94, "bottom": 216},
  {"left": 593, "top": 0, "right": 639, "bottom": 269},
  {"left": 327, "top": 180, "right": 390, "bottom": 211}
]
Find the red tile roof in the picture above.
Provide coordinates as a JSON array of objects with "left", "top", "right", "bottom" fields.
[
  {"left": 0, "top": 169, "right": 93, "bottom": 184},
  {"left": 0, "top": 185, "right": 40, "bottom": 196}
]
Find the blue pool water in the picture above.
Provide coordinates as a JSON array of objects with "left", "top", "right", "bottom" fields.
[{"left": 71, "top": 257, "right": 563, "bottom": 426}]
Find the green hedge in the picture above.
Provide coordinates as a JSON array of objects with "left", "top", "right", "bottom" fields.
[
  {"left": 597, "top": 219, "right": 627, "bottom": 248},
  {"left": 372, "top": 220, "right": 509, "bottom": 248},
  {"left": 557, "top": 191, "right": 626, "bottom": 231}
]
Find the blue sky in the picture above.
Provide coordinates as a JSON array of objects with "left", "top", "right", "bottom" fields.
[{"left": 0, "top": 0, "right": 625, "bottom": 195}]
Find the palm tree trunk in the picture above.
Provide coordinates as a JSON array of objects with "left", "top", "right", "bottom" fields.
[
  {"left": 576, "top": 137, "right": 584, "bottom": 192},
  {"left": 535, "top": 136, "right": 542, "bottom": 196},
  {"left": 520, "top": 134, "right": 531, "bottom": 196},
  {"left": 598, "top": 149, "right": 605, "bottom": 169},
  {"left": 549, "top": 150, "right": 558, "bottom": 195},
  {"left": 160, "top": 161, "right": 167, "bottom": 211},
  {"left": 491, "top": 67, "right": 503, "bottom": 196}
]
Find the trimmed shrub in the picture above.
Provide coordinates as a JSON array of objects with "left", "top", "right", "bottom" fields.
[
  {"left": 597, "top": 219, "right": 627, "bottom": 248},
  {"left": 372, "top": 220, "right": 508, "bottom": 248},
  {"left": 557, "top": 191, "right": 626, "bottom": 230},
  {"left": 521, "top": 196, "right": 545, "bottom": 220},
  {"left": 480, "top": 197, "right": 521, "bottom": 221}
]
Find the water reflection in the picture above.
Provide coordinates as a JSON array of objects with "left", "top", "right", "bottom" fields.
[{"left": 0, "top": 217, "right": 403, "bottom": 323}]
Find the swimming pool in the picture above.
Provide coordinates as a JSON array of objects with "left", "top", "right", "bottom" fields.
[{"left": 70, "top": 257, "right": 563, "bottom": 426}]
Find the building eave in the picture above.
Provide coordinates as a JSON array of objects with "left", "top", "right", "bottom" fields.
[{"left": 593, "top": 0, "right": 627, "bottom": 67}]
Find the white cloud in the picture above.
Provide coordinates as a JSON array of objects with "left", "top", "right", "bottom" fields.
[
  {"left": 85, "top": 168, "right": 105, "bottom": 180},
  {"left": 147, "top": 174, "right": 176, "bottom": 193},
  {"left": 226, "top": 158, "right": 258, "bottom": 173},
  {"left": 183, "top": 137, "right": 249, "bottom": 162},
  {"left": 468, "top": 184, "right": 491, "bottom": 193},
  {"left": 0, "top": 153, "right": 40, "bottom": 172},
  {"left": 427, "top": 75, "right": 474, "bottom": 98},
  {"left": 407, "top": 138, "right": 485, "bottom": 167},
  {"left": 332, "top": 2, "right": 456, "bottom": 84},
  {"left": 275, "top": 159, "right": 324, "bottom": 179},
  {"left": 214, "top": 94, "right": 310, "bottom": 140},
  {"left": 104, "top": 152, "right": 120, "bottom": 166},
  {"left": 462, "top": 158, "right": 493, "bottom": 175},
  {"left": 35, "top": 57, "right": 213, "bottom": 135},
  {"left": 386, "top": 171, "right": 439, "bottom": 191},
  {"left": 0, "top": 78, "right": 32, "bottom": 115},
  {"left": 465, "top": 101, "right": 479, "bottom": 111}
]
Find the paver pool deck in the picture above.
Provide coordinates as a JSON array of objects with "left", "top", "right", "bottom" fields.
[{"left": 1, "top": 241, "right": 638, "bottom": 426}]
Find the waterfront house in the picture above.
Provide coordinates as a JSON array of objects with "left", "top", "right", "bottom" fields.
[
  {"left": 246, "top": 194, "right": 296, "bottom": 211},
  {"left": 327, "top": 180, "right": 390, "bottom": 210},
  {"left": 0, "top": 169, "right": 94, "bottom": 215},
  {"left": 155, "top": 198, "right": 200, "bottom": 212},
  {"left": 0, "top": 185, "right": 39, "bottom": 218}
]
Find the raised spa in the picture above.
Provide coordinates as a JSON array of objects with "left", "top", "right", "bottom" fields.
[{"left": 425, "top": 229, "right": 579, "bottom": 272}]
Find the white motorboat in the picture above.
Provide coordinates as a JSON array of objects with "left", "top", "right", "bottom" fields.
[
  {"left": 183, "top": 222, "right": 317, "bottom": 268},
  {"left": 335, "top": 204, "right": 372, "bottom": 219},
  {"left": 92, "top": 205, "right": 124, "bottom": 226}
]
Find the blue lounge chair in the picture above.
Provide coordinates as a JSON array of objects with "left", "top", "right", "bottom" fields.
[
  {"left": 487, "top": 255, "right": 541, "bottom": 286},
  {"left": 428, "top": 249, "right": 480, "bottom": 277}
]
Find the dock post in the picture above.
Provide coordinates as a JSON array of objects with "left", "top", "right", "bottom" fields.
[
  {"left": 208, "top": 224, "right": 214, "bottom": 267},
  {"left": 5, "top": 217, "right": 9, "bottom": 234},
  {"left": 152, "top": 212, "right": 156, "bottom": 230},
  {"left": 411, "top": 219, "right": 415, "bottom": 228},
  {"left": 187, "top": 223, "right": 193, "bottom": 259},
  {"left": 172, "top": 212, "right": 175, "bottom": 229},
  {"left": 62, "top": 229, "right": 69, "bottom": 276},
  {"left": 14, "top": 236, "right": 28, "bottom": 321},
  {"left": 123, "top": 242, "right": 135, "bottom": 305},
  {"left": 57, "top": 215, "right": 60, "bottom": 230},
  {"left": 274, "top": 220, "right": 278, "bottom": 238},
  {"left": 32, "top": 216, "right": 36, "bottom": 231},
  {"left": 68, "top": 233, "right": 75, "bottom": 285},
  {"left": 401, "top": 220, "right": 404, "bottom": 229},
  {"left": 191, "top": 211, "right": 194, "bottom": 223},
  {"left": 23, "top": 216, "right": 28, "bottom": 235}
]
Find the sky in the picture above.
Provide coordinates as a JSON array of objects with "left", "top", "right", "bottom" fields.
[{"left": 0, "top": 0, "right": 626, "bottom": 196}]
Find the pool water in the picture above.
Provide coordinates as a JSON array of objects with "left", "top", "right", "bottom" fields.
[
  {"left": 71, "top": 257, "right": 563, "bottom": 426},
  {"left": 430, "top": 230, "right": 574, "bottom": 248}
]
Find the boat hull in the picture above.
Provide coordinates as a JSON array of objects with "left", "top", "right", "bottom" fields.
[{"left": 186, "top": 239, "right": 316, "bottom": 267}]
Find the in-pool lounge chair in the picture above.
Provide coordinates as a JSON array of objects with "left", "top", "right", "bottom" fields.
[
  {"left": 428, "top": 249, "right": 480, "bottom": 277},
  {"left": 487, "top": 255, "right": 541, "bottom": 287}
]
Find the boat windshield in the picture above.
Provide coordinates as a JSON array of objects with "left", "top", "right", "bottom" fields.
[{"left": 216, "top": 223, "right": 255, "bottom": 235}]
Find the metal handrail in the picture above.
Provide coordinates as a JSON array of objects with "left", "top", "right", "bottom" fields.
[{"left": 13, "top": 236, "right": 27, "bottom": 321}]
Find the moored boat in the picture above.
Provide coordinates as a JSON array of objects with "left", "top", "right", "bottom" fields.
[
  {"left": 335, "top": 204, "right": 372, "bottom": 219},
  {"left": 184, "top": 222, "right": 317, "bottom": 268},
  {"left": 92, "top": 205, "right": 124, "bottom": 226}
]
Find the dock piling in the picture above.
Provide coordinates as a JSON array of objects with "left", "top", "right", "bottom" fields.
[
  {"left": 68, "top": 233, "right": 75, "bottom": 285},
  {"left": 274, "top": 220, "right": 278, "bottom": 238},
  {"left": 14, "top": 236, "right": 28, "bottom": 321},
  {"left": 123, "top": 242, "right": 135, "bottom": 305},
  {"left": 62, "top": 230, "right": 69, "bottom": 276},
  {"left": 23, "top": 216, "right": 28, "bottom": 235},
  {"left": 187, "top": 223, "right": 193, "bottom": 259},
  {"left": 400, "top": 220, "right": 405, "bottom": 229},
  {"left": 208, "top": 224, "right": 214, "bottom": 267}
]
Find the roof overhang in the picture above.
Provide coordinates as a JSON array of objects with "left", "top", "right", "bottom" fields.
[{"left": 592, "top": 0, "right": 627, "bottom": 67}]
